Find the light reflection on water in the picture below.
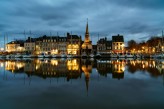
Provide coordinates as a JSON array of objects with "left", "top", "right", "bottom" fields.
[{"left": 0, "top": 58, "right": 164, "bottom": 109}]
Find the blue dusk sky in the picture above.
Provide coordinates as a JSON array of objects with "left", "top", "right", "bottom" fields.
[{"left": 0, "top": 0, "right": 164, "bottom": 47}]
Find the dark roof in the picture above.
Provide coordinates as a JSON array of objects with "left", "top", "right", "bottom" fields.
[
  {"left": 97, "top": 38, "right": 112, "bottom": 45},
  {"left": 67, "top": 32, "right": 81, "bottom": 39},
  {"left": 106, "top": 40, "right": 112, "bottom": 45},
  {"left": 97, "top": 38, "right": 107, "bottom": 44},
  {"left": 112, "top": 34, "right": 124, "bottom": 42},
  {"left": 7, "top": 40, "right": 25, "bottom": 47},
  {"left": 7, "top": 40, "right": 24, "bottom": 44},
  {"left": 36, "top": 35, "right": 67, "bottom": 41},
  {"left": 26, "top": 37, "right": 37, "bottom": 42}
]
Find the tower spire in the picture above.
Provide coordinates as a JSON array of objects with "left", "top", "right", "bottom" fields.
[
  {"left": 85, "top": 19, "right": 90, "bottom": 43},
  {"left": 86, "top": 18, "right": 89, "bottom": 34}
]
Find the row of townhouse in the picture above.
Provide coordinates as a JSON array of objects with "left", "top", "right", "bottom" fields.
[
  {"left": 97, "top": 34, "right": 125, "bottom": 54},
  {"left": 6, "top": 34, "right": 125, "bottom": 55},
  {"left": 6, "top": 32, "right": 82, "bottom": 55}
]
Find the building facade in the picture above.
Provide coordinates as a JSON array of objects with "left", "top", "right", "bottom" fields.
[
  {"left": 97, "top": 37, "right": 112, "bottom": 54},
  {"left": 6, "top": 40, "right": 24, "bottom": 53},
  {"left": 36, "top": 35, "right": 67, "bottom": 55},
  {"left": 112, "top": 34, "right": 124, "bottom": 54},
  {"left": 24, "top": 37, "right": 36, "bottom": 54},
  {"left": 33, "top": 34, "right": 81, "bottom": 55},
  {"left": 67, "top": 33, "right": 81, "bottom": 55}
]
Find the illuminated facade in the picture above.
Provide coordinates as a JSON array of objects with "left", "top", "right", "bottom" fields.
[
  {"left": 156, "top": 39, "right": 164, "bottom": 53},
  {"left": 34, "top": 34, "right": 81, "bottom": 55},
  {"left": 36, "top": 35, "right": 67, "bottom": 55},
  {"left": 67, "top": 33, "right": 81, "bottom": 55},
  {"left": 6, "top": 41, "right": 25, "bottom": 52},
  {"left": 112, "top": 34, "right": 125, "bottom": 53}
]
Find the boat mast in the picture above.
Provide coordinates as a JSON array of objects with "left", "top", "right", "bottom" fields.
[
  {"left": 71, "top": 31, "right": 72, "bottom": 55},
  {"left": 50, "top": 31, "right": 52, "bottom": 53},
  {"left": 57, "top": 32, "right": 59, "bottom": 54},
  {"left": 4, "top": 34, "right": 6, "bottom": 52},
  {"left": 24, "top": 30, "right": 26, "bottom": 40},
  {"left": 162, "top": 30, "right": 164, "bottom": 54},
  {"left": 6, "top": 33, "right": 8, "bottom": 46}
]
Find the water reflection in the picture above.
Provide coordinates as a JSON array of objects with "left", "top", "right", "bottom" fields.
[
  {"left": 0, "top": 59, "right": 164, "bottom": 109},
  {"left": 1, "top": 59, "right": 163, "bottom": 79},
  {"left": 127, "top": 60, "right": 164, "bottom": 77}
]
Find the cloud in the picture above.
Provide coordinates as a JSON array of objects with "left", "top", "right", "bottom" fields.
[{"left": 0, "top": 0, "right": 164, "bottom": 46}]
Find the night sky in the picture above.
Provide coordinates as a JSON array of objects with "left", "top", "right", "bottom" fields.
[{"left": 0, "top": 0, "right": 164, "bottom": 48}]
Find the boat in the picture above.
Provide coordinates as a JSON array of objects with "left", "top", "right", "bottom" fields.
[
  {"left": 67, "top": 54, "right": 72, "bottom": 58},
  {"left": 51, "top": 54, "right": 57, "bottom": 58},
  {"left": 15, "top": 54, "right": 23, "bottom": 58},
  {"left": 89, "top": 54, "right": 95, "bottom": 58},
  {"left": 0, "top": 55, "right": 6, "bottom": 59},
  {"left": 61, "top": 54, "right": 67, "bottom": 58},
  {"left": 81, "top": 53, "right": 88, "bottom": 58},
  {"left": 38, "top": 54, "right": 44, "bottom": 58},
  {"left": 125, "top": 53, "right": 134, "bottom": 58},
  {"left": 110, "top": 53, "right": 119, "bottom": 58},
  {"left": 23, "top": 54, "right": 32, "bottom": 58},
  {"left": 95, "top": 53, "right": 101, "bottom": 58},
  {"left": 44, "top": 54, "right": 51, "bottom": 58}
]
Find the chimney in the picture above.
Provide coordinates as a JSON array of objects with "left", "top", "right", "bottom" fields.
[{"left": 67, "top": 32, "right": 70, "bottom": 37}]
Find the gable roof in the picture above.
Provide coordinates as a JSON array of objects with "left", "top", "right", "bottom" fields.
[{"left": 112, "top": 34, "right": 124, "bottom": 42}]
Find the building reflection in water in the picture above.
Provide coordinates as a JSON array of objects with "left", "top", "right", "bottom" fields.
[
  {"left": 97, "top": 59, "right": 125, "bottom": 79},
  {"left": 24, "top": 59, "right": 82, "bottom": 82},
  {"left": 127, "top": 60, "right": 164, "bottom": 77},
  {"left": 0, "top": 58, "right": 164, "bottom": 88},
  {"left": 81, "top": 59, "right": 92, "bottom": 92}
]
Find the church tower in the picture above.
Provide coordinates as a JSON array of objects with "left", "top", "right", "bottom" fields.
[
  {"left": 81, "top": 19, "right": 92, "bottom": 55},
  {"left": 84, "top": 20, "right": 90, "bottom": 43}
]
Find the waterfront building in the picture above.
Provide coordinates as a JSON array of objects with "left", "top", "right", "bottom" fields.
[
  {"left": 6, "top": 40, "right": 24, "bottom": 53},
  {"left": 67, "top": 33, "right": 82, "bottom": 55},
  {"left": 112, "top": 34, "right": 125, "bottom": 54},
  {"left": 97, "top": 37, "right": 112, "bottom": 54},
  {"left": 156, "top": 39, "right": 164, "bottom": 53},
  {"left": 24, "top": 37, "right": 36, "bottom": 54},
  {"left": 92, "top": 45, "right": 97, "bottom": 55},
  {"left": 36, "top": 35, "right": 67, "bottom": 55},
  {"left": 81, "top": 21, "right": 92, "bottom": 55},
  {"left": 33, "top": 34, "right": 81, "bottom": 55}
]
